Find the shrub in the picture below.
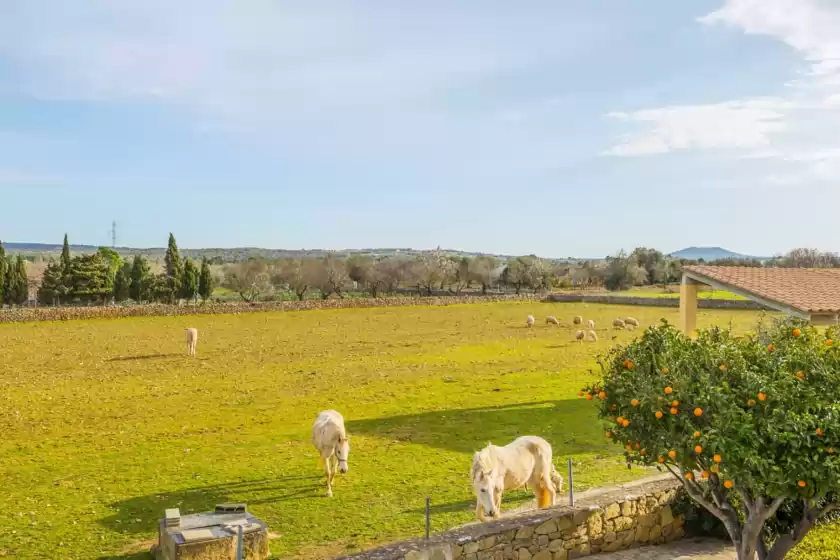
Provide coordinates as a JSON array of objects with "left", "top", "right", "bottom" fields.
[{"left": 582, "top": 318, "right": 840, "bottom": 560}]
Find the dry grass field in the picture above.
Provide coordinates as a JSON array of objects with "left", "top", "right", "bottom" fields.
[{"left": 0, "top": 302, "right": 772, "bottom": 559}]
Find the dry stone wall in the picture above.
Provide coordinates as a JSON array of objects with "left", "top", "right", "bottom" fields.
[
  {"left": 340, "top": 476, "right": 685, "bottom": 560},
  {"left": 0, "top": 294, "right": 541, "bottom": 324},
  {"left": 546, "top": 293, "right": 766, "bottom": 310}
]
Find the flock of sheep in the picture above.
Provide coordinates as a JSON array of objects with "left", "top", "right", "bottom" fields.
[{"left": 525, "top": 313, "right": 641, "bottom": 344}]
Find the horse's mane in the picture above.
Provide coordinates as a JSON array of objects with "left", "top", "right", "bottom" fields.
[{"left": 472, "top": 443, "right": 499, "bottom": 477}]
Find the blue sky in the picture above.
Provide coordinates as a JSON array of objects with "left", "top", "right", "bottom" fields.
[{"left": 1, "top": 0, "right": 839, "bottom": 258}]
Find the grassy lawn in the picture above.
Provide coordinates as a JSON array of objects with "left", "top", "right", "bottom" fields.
[
  {"left": 626, "top": 286, "right": 747, "bottom": 300},
  {"left": 790, "top": 521, "right": 840, "bottom": 560},
  {"left": 0, "top": 302, "right": 767, "bottom": 559}
]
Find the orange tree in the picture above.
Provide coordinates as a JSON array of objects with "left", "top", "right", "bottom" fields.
[{"left": 582, "top": 318, "right": 840, "bottom": 560}]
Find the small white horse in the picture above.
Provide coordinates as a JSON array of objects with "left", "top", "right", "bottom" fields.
[
  {"left": 312, "top": 410, "right": 350, "bottom": 497},
  {"left": 471, "top": 436, "right": 563, "bottom": 521},
  {"left": 185, "top": 328, "right": 198, "bottom": 356}
]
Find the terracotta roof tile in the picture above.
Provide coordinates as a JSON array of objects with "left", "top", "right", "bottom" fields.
[{"left": 683, "top": 265, "right": 840, "bottom": 314}]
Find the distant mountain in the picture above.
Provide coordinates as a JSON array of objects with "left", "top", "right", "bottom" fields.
[{"left": 670, "top": 246, "right": 762, "bottom": 262}]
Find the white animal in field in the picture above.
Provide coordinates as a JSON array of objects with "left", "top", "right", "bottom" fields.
[
  {"left": 624, "top": 317, "right": 640, "bottom": 327},
  {"left": 586, "top": 330, "right": 598, "bottom": 342},
  {"left": 185, "top": 328, "right": 198, "bottom": 356},
  {"left": 471, "top": 436, "right": 563, "bottom": 521},
  {"left": 545, "top": 316, "right": 559, "bottom": 325},
  {"left": 613, "top": 319, "right": 626, "bottom": 329},
  {"left": 573, "top": 316, "right": 583, "bottom": 325},
  {"left": 312, "top": 410, "right": 350, "bottom": 497},
  {"left": 587, "top": 319, "right": 595, "bottom": 329},
  {"left": 526, "top": 315, "right": 536, "bottom": 328},
  {"left": 625, "top": 324, "right": 637, "bottom": 331},
  {"left": 575, "top": 330, "right": 585, "bottom": 343}
]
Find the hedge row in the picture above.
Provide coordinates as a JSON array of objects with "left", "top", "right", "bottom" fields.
[{"left": 0, "top": 294, "right": 543, "bottom": 324}]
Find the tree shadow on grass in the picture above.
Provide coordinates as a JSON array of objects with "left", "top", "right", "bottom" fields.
[
  {"left": 99, "top": 475, "right": 321, "bottom": 540},
  {"left": 346, "top": 399, "right": 606, "bottom": 457},
  {"left": 107, "top": 353, "right": 181, "bottom": 362}
]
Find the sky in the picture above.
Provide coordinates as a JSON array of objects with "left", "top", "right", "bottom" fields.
[{"left": 1, "top": 0, "right": 839, "bottom": 258}]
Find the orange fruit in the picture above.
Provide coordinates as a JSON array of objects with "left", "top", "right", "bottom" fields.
[
  {"left": 578, "top": 391, "right": 585, "bottom": 397},
  {"left": 664, "top": 387, "right": 673, "bottom": 394},
  {"left": 724, "top": 480, "right": 734, "bottom": 489},
  {"left": 655, "top": 411, "right": 664, "bottom": 419},
  {"left": 671, "top": 400, "right": 679, "bottom": 407},
  {"left": 634, "top": 443, "right": 641, "bottom": 450},
  {"left": 758, "top": 392, "right": 767, "bottom": 402},
  {"left": 719, "top": 364, "right": 728, "bottom": 372},
  {"left": 670, "top": 407, "right": 679, "bottom": 415},
  {"left": 616, "top": 417, "right": 624, "bottom": 424},
  {"left": 631, "top": 399, "right": 640, "bottom": 407},
  {"left": 668, "top": 450, "right": 677, "bottom": 459},
  {"left": 693, "top": 431, "right": 701, "bottom": 439},
  {"left": 694, "top": 408, "right": 704, "bottom": 417},
  {"left": 626, "top": 360, "right": 634, "bottom": 370},
  {"left": 625, "top": 444, "right": 632, "bottom": 451},
  {"left": 701, "top": 471, "right": 710, "bottom": 479},
  {"left": 662, "top": 367, "right": 669, "bottom": 374},
  {"left": 793, "top": 328, "right": 802, "bottom": 337},
  {"left": 586, "top": 394, "right": 593, "bottom": 400},
  {"left": 816, "top": 428, "right": 823, "bottom": 436},
  {"left": 685, "top": 472, "right": 693, "bottom": 480},
  {"left": 768, "top": 344, "right": 775, "bottom": 352},
  {"left": 695, "top": 445, "right": 703, "bottom": 454},
  {"left": 657, "top": 456, "right": 665, "bottom": 463},
  {"left": 827, "top": 339, "right": 833, "bottom": 347},
  {"left": 713, "top": 454, "right": 722, "bottom": 464},
  {"left": 796, "top": 371, "right": 805, "bottom": 379},
  {"left": 748, "top": 399, "right": 756, "bottom": 407},
  {"left": 599, "top": 392, "right": 607, "bottom": 399},
  {"left": 798, "top": 480, "right": 806, "bottom": 488},
  {"left": 622, "top": 419, "right": 631, "bottom": 428}
]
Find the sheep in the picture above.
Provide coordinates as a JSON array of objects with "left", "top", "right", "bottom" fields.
[
  {"left": 587, "top": 319, "right": 595, "bottom": 330},
  {"left": 545, "top": 316, "right": 560, "bottom": 325},
  {"left": 586, "top": 330, "right": 598, "bottom": 342},
  {"left": 575, "top": 330, "right": 585, "bottom": 343},
  {"left": 526, "top": 315, "right": 536, "bottom": 328},
  {"left": 612, "top": 319, "right": 626, "bottom": 329},
  {"left": 573, "top": 316, "right": 583, "bottom": 325},
  {"left": 185, "top": 328, "right": 198, "bottom": 356},
  {"left": 624, "top": 317, "right": 640, "bottom": 327},
  {"left": 625, "top": 324, "right": 637, "bottom": 331}
]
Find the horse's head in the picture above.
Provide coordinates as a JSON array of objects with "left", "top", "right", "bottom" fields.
[
  {"left": 335, "top": 435, "right": 350, "bottom": 474},
  {"left": 472, "top": 447, "right": 499, "bottom": 517}
]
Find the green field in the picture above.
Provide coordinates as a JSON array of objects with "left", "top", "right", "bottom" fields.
[{"left": 0, "top": 302, "right": 775, "bottom": 559}]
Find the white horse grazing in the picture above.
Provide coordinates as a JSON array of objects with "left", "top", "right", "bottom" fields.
[
  {"left": 471, "top": 436, "right": 563, "bottom": 521},
  {"left": 312, "top": 410, "right": 350, "bottom": 497},
  {"left": 185, "top": 328, "right": 198, "bottom": 356}
]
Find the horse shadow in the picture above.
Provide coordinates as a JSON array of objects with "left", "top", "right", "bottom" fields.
[
  {"left": 107, "top": 353, "right": 180, "bottom": 362},
  {"left": 346, "top": 399, "right": 606, "bottom": 457}
]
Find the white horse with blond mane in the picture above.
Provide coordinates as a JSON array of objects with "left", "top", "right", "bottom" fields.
[
  {"left": 312, "top": 410, "right": 350, "bottom": 497},
  {"left": 471, "top": 436, "right": 563, "bottom": 521}
]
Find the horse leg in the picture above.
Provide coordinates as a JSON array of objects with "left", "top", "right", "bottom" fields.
[
  {"left": 324, "top": 455, "right": 333, "bottom": 497},
  {"left": 475, "top": 501, "right": 486, "bottom": 522}
]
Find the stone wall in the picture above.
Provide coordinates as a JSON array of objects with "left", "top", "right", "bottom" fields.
[
  {"left": 0, "top": 294, "right": 541, "bottom": 324},
  {"left": 340, "top": 476, "right": 685, "bottom": 560},
  {"left": 546, "top": 293, "right": 767, "bottom": 310}
]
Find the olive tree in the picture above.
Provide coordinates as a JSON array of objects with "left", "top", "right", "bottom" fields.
[{"left": 582, "top": 319, "right": 840, "bottom": 560}]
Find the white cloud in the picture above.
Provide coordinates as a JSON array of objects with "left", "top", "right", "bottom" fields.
[
  {"left": 604, "top": 0, "right": 840, "bottom": 187},
  {"left": 603, "top": 98, "right": 791, "bottom": 155},
  {"left": 0, "top": 168, "right": 58, "bottom": 186}
]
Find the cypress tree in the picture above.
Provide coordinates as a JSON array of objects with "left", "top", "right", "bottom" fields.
[
  {"left": 164, "top": 233, "right": 183, "bottom": 303},
  {"left": 113, "top": 261, "right": 132, "bottom": 302},
  {"left": 11, "top": 255, "right": 28, "bottom": 304},
  {"left": 129, "top": 255, "right": 151, "bottom": 302},
  {"left": 181, "top": 258, "right": 198, "bottom": 302},
  {"left": 38, "top": 259, "right": 64, "bottom": 305},
  {"left": 198, "top": 258, "right": 214, "bottom": 303},
  {"left": 0, "top": 241, "right": 6, "bottom": 304},
  {"left": 60, "top": 234, "right": 71, "bottom": 276}
]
